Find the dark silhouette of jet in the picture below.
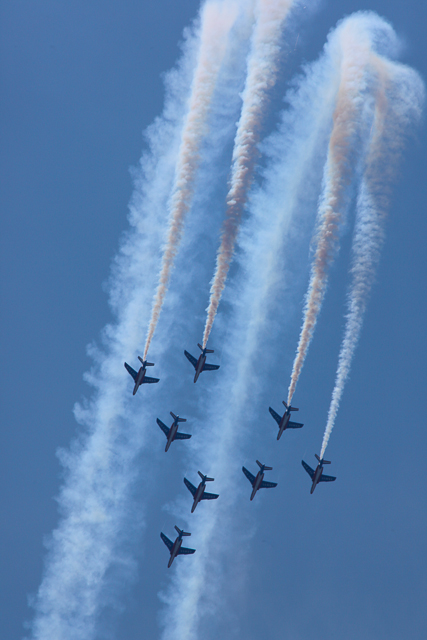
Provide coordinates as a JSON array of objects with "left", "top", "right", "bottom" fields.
[{"left": 184, "top": 343, "right": 220, "bottom": 382}]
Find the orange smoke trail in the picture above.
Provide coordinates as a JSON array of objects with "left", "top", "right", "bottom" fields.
[
  {"left": 287, "top": 22, "right": 372, "bottom": 404},
  {"left": 319, "top": 55, "right": 424, "bottom": 458},
  {"left": 143, "top": 1, "right": 238, "bottom": 359},
  {"left": 202, "top": 0, "right": 295, "bottom": 349}
]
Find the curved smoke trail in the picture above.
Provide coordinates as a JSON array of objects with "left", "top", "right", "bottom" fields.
[
  {"left": 320, "top": 56, "right": 424, "bottom": 458},
  {"left": 28, "top": 6, "right": 247, "bottom": 639},
  {"left": 202, "top": 0, "right": 298, "bottom": 349},
  {"left": 287, "top": 14, "right": 381, "bottom": 405},
  {"left": 143, "top": 0, "right": 240, "bottom": 360}
]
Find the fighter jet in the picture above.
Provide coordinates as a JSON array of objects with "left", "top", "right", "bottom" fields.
[
  {"left": 157, "top": 412, "right": 191, "bottom": 452},
  {"left": 160, "top": 525, "right": 195, "bottom": 568},
  {"left": 184, "top": 343, "right": 220, "bottom": 383},
  {"left": 184, "top": 472, "right": 219, "bottom": 513},
  {"left": 242, "top": 460, "right": 278, "bottom": 501},
  {"left": 301, "top": 454, "right": 336, "bottom": 494},
  {"left": 269, "top": 401, "right": 304, "bottom": 440},
  {"left": 124, "top": 356, "right": 159, "bottom": 395}
]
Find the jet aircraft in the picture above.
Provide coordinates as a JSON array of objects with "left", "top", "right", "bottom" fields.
[
  {"left": 157, "top": 412, "right": 191, "bottom": 452},
  {"left": 184, "top": 471, "right": 219, "bottom": 513},
  {"left": 269, "top": 401, "right": 304, "bottom": 440},
  {"left": 242, "top": 460, "right": 277, "bottom": 501},
  {"left": 160, "top": 525, "right": 195, "bottom": 568},
  {"left": 301, "top": 454, "right": 336, "bottom": 494},
  {"left": 124, "top": 356, "right": 159, "bottom": 395},
  {"left": 184, "top": 343, "right": 220, "bottom": 383}
]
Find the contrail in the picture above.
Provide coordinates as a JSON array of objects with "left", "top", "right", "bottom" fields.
[
  {"left": 28, "top": 5, "right": 247, "bottom": 639},
  {"left": 158, "top": 14, "right": 359, "bottom": 640},
  {"left": 287, "top": 16, "right": 377, "bottom": 405},
  {"left": 202, "top": 0, "right": 298, "bottom": 349},
  {"left": 320, "top": 54, "right": 424, "bottom": 459},
  {"left": 143, "top": 0, "right": 240, "bottom": 360}
]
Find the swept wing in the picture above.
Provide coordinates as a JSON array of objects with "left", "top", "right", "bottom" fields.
[
  {"left": 201, "top": 491, "right": 219, "bottom": 501},
  {"left": 175, "top": 432, "right": 192, "bottom": 440},
  {"left": 301, "top": 460, "right": 315, "bottom": 479},
  {"left": 242, "top": 467, "right": 256, "bottom": 485},
  {"left": 288, "top": 420, "right": 304, "bottom": 429},
  {"left": 268, "top": 407, "right": 281, "bottom": 425},
  {"left": 203, "top": 363, "right": 220, "bottom": 371},
  {"left": 124, "top": 363, "right": 137, "bottom": 380},
  {"left": 260, "top": 480, "right": 278, "bottom": 489},
  {"left": 184, "top": 478, "right": 196, "bottom": 496},
  {"left": 160, "top": 532, "right": 173, "bottom": 551},
  {"left": 184, "top": 351, "right": 197, "bottom": 368},
  {"left": 144, "top": 376, "right": 160, "bottom": 384},
  {"left": 178, "top": 546, "right": 196, "bottom": 555},
  {"left": 319, "top": 473, "right": 336, "bottom": 483}
]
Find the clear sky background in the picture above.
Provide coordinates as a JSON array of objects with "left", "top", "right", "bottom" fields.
[{"left": 1, "top": 1, "right": 426, "bottom": 639}]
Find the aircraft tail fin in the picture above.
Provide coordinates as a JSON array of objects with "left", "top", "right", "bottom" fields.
[
  {"left": 256, "top": 460, "right": 272, "bottom": 471},
  {"left": 198, "top": 471, "right": 214, "bottom": 482},
  {"left": 170, "top": 412, "right": 186, "bottom": 422},
  {"left": 315, "top": 454, "right": 331, "bottom": 464},
  {"left": 174, "top": 525, "right": 191, "bottom": 537},
  {"left": 198, "top": 342, "right": 214, "bottom": 353}
]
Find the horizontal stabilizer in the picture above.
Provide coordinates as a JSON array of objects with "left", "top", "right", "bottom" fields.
[
  {"left": 171, "top": 412, "right": 186, "bottom": 422},
  {"left": 256, "top": 460, "right": 272, "bottom": 471},
  {"left": 198, "top": 471, "right": 214, "bottom": 481},
  {"left": 315, "top": 454, "right": 331, "bottom": 464},
  {"left": 175, "top": 525, "right": 191, "bottom": 536},
  {"left": 198, "top": 343, "right": 214, "bottom": 353}
]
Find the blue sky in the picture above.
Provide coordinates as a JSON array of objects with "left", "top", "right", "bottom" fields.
[{"left": 1, "top": 1, "right": 426, "bottom": 639}]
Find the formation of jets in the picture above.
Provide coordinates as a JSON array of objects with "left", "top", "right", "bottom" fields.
[{"left": 124, "top": 343, "right": 337, "bottom": 567}]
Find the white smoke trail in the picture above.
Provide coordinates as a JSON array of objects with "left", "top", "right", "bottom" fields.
[
  {"left": 143, "top": 0, "right": 241, "bottom": 360},
  {"left": 159, "top": 17, "right": 364, "bottom": 640},
  {"left": 28, "top": 6, "right": 249, "bottom": 639},
  {"left": 202, "top": 0, "right": 299, "bottom": 348},
  {"left": 320, "top": 55, "right": 424, "bottom": 459},
  {"left": 287, "top": 14, "right": 387, "bottom": 405}
]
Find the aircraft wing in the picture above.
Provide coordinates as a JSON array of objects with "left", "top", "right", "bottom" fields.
[
  {"left": 268, "top": 407, "right": 282, "bottom": 425},
  {"left": 288, "top": 421, "right": 304, "bottom": 429},
  {"left": 124, "top": 362, "right": 137, "bottom": 380},
  {"left": 203, "top": 363, "right": 220, "bottom": 371},
  {"left": 184, "top": 350, "right": 197, "bottom": 369},
  {"left": 184, "top": 478, "right": 196, "bottom": 496},
  {"left": 260, "top": 480, "right": 278, "bottom": 489},
  {"left": 319, "top": 474, "right": 336, "bottom": 483},
  {"left": 301, "top": 460, "right": 314, "bottom": 478},
  {"left": 143, "top": 376, "right": 160, "bottom": 384},
  {"left": 156, "top": 419, "right": 170, "bottom": 437},
  {"left": 178, "top": 546, "right": 196, "bottom": 555},
  {"left": 160, "top": 532, "right": 173, "bottom": 550},
  {"left": 242, "top": 467, "right": 255, "bottom": 485},
  {"left": 201, "top": 491, "right": 219, "bottom": 501},
  {"left": 175, "top": 431, "right": 192, "bottom": 440}
]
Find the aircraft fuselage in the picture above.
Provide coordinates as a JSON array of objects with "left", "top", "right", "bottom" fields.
[
  {"left": 278, "top": 411, "right": 291, "bottom": 439},
  {"left": 165, "top": 420, "right": 179, "bottom": 452},
  {"left": 168, "top": 538, "right": 183, "bottom": 568},
  {"left": 194, "top": 354, "right": 206, "bottom": 383},
  {"left": 311, "top": 464, "right": 324, "bottom": 493},
  {"left": 133, "top": 367, "right": 147, "bottom": 395},
  {"left": 191, "top": 482, "right": 206, "bottom": 512},
  {"left": 250, "top": 471, "right": 264, "bottom": 501}
]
